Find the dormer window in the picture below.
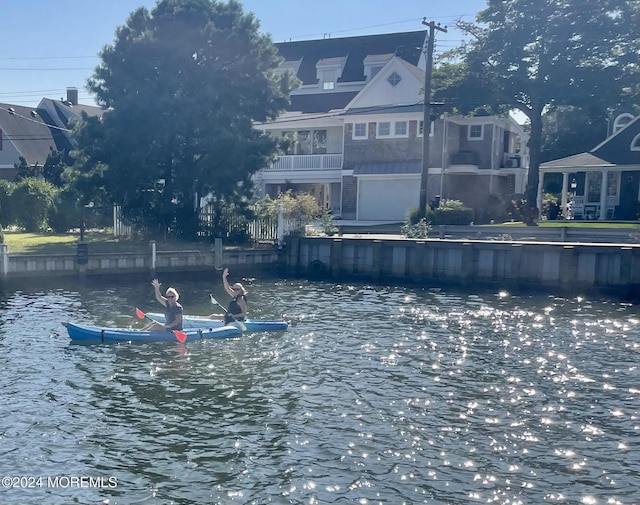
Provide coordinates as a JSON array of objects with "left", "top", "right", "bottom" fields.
[
  {"left": 364, "top": 53, "right": 392, "bottom": 81},
  {"left": 316, "top": 56, "right": 346, "bottom": 91},
  {"left": 323, "top": 69, "right": 335, "bottom": 90},
  {"left": 631, "top": 133, "right": 640, "bottom": 151},
  {"left": 275, "top": 58, "right": 302, "bottom": 78}
]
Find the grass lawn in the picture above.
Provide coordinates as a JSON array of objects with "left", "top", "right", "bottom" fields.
[{"left": 1, "top": 231, "right": 215, "bottom": 255}]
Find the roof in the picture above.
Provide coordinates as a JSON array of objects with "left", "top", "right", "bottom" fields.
[
  {"left": 591, "top": 115, "right": 640, "bottom": 165},
  {"left": 540, "top": 152, "right": 615, "bottom": 169},
  {"left": 276, "top": 31, "right": 426, "bottom": 86},
  {"left": 541, "top": 115, "right": 640, "bottom": 169},
  {"left": 353, "top": 161, "right": 421, "bottom": 175},
  {"left": 0, "top": 103, "right": 59, "bottom": 167},
  {"left": 289, "top": 92, "right": 359, "bottom": 113},
  {"left": 344, "top": 103, "right": 425, "bottom": 116},
  {"left": 38, "top": 98, "right": 105, "bottom": 130}
]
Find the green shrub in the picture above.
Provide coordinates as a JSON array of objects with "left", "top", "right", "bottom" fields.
[
  {"left": 0, "top": 180, "right": 14, "bottom": 227},
  {"left": 401, "top": 217, "right": 431, "bottom": 238},
  {"left": 407, "top": 199, "right": 474, "bottom": 226},
  {"left": 320, "top": 210, "right": 338, "bottom": 236},
  {"left": 11, "top": 178, "right": 58, "bottom": 232}
]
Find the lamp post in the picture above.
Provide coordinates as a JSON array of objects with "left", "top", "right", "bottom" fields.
[{"left": 79, "top": 201, "right": 94, "bottom": 242}]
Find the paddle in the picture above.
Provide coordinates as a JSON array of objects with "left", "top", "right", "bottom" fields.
[
  {"left": 209, "top": 294, "right": 247, "bottom": 332},
  {"left": 135, "top": 307, "right": 188, "bottom": 343}
]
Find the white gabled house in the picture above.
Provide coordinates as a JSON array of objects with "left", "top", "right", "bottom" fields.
[{"left": 254, "top": 30, "right": 530, "bottom": 223}]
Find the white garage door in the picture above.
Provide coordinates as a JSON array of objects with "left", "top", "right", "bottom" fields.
[{"left": 358, "top": 177, "right": 420, "bottom": 220}]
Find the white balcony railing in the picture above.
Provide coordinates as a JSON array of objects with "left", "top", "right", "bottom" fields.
[{"left": 264, "top": 154, "right": 343, "bottom": 171}]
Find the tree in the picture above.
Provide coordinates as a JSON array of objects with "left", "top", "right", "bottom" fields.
[
  {"left": 72, "top": 0, "right": 295, "bottom": 238},
  {"left": 14, "top": 157, "right": 42, "bottom": 181},
  {"left": 540, "top": 105, "right": 610, "bottom": 162},
  {"left": 443, "top": 0, "right": 639, "bottom": 223},
  {"left": 43, "top": 148, "right": 68, "bottom": 187},
  {"left": 11, "top": 178, "right": 58, "bottom": 232}
]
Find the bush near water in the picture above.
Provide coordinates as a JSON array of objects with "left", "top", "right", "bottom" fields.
[{"left": 406, "top": 199, "right": 475, "bottom": 227}]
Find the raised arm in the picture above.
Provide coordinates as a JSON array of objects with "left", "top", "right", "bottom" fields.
[
  {"left": 152, "top": 278, "right": 167, "bottom": 307},
  {"left": 222, "top": 268, "right": 235, "bottom": 297}
]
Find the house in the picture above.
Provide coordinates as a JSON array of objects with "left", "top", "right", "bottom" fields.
[
  {"left": 0, "top": 88, "right": 103, "bottom": 182},
  {"left": 0, "top": 103, "right": 58, "bottom": 181},
  {"left": 539, "top": 114, "right": 640, "bottom": 220},
  {"left": 254, "top": 30, "right": 530, "bottom": 222}
]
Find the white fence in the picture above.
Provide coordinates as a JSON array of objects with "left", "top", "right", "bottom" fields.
[{"left": 113, "top": 205, "right": 132, "bottom": 237}]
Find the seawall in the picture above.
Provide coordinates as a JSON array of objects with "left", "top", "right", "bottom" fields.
[
  {"left": 285, "top": 236, "right": 640, "bottom": 300},
  {"left": 0, "top": 242, "right": 280, "bottom": 282},
  {"left": 2, "top": 237, "right": 639, "bottom": 300}
]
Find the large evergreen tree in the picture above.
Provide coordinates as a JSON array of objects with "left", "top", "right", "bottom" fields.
[
  {"left": 72, "top": 0, "right": 295, "bottom": 238},
  {"left": 442, "top": 0, "right": 639, "bottom": 222}
]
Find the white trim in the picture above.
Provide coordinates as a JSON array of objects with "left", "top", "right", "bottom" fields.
[{"left": 631, "top": 133, "right": 640, "bottom": 151}]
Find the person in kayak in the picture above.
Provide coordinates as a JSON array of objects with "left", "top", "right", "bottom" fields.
[
  {"left": 209, "top": 268, "right": 248, "bottom": 324},
  {"left": 142, "top": 278, "right": 184, "bottom": 331}
]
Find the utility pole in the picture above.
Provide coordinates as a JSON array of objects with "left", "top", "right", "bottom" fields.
[{"left": 419, "top": 18, "right": 447, "bottom": 216}]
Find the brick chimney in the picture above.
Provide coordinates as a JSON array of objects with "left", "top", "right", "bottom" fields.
[{"left": 66, "top": 87, "right": 78, "bottom": 105}]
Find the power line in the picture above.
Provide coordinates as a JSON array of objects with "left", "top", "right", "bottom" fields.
[
  {"left": 0, "top": 67, "right": 93, "bottom": 71},
  {"left": 0, "top": 105, "right": 72, "bottom": 132},
  {"left": 272, "top": 14, "right": 472, "bottom": 41},
  {"left": 0, "top": 55, "right": 96, "bottom": 61}
]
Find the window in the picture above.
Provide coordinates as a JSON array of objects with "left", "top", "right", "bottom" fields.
[
  {"left": 377, "top": 122, "right": 391, "bottom": 137},
  {"left": 283, "top": 129, "right": 327, "bottom": 153},
  {"left": 613, "top": 113, "right": 634, "bottom": 133},
  {"left": 370, "top": 66, "right": 383, "bottom": 79},
  {"left": 417, "top": 120, "right": 434, "bottom": 137},
  {"left": 376, "top": 120, "right": 410, "bottom": 139},
  {"left": 631, "top": 133, "right": 640, "bottom": 151},
  {"left": 353, "top": 123, "right": 367, "bottom": 139},
  {"left": 586, "top": 172, "right": 601, "bottom": 203},
  {"left": 468, "top": 124, "right": 483, "bottom": 140},
  {"left": 313, "top": 130, "right": 327, "bottom": 154},
  {"left": 387, "top": 72, "right": 402, "bottom": 87},
  {"left": 607, "top": 171, "right": 619, "bottom": 196},
  {"left": 323, "top": 69, "right": 335, "bottom": 90},
  {"left": 394, "top": 121, "right": 407, "bottom": 137}
]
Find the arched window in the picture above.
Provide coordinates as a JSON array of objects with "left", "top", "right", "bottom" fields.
[
  {"left": 631, "top": 133, "right": 640, "bottom": 151},
  {"left": 613, "top": 113, "right": 634, "bottom": 133}
]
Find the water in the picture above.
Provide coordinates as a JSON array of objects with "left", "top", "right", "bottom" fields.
[{"left": 0, "top": 277, "right": 638, "bottom": 505}]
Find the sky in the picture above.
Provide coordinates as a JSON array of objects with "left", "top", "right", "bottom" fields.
[{"left": 0, "top": 0, "right": 487, "bottom": 108}]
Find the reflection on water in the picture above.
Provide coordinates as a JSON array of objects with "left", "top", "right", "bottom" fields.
[{"left": 0, "top": 279, "right": 638, "bottom": 504}]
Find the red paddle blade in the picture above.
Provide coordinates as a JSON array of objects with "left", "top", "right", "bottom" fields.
[
  {"left": 135, "top": 307, "right": 145, "bottom": 319},
  {"left": 174, "top": 330, "right": 187, "bottom": 343}
]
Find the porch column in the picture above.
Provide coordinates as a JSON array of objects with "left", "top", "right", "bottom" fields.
[
  {"left": 561, "top": 172, "right": 569, "bottom": 208},
  {"left": 536, "top": 172, "right": 544, "bottom": 212},
  {"left": 599, "top": 170, "right": 608, "bottom": 221}
]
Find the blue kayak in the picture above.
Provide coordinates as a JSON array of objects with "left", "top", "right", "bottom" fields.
[
  {"left": 147, "top": 313, "right": 288, "bottom": 332},
  {"left": 65, "top": 322, "right": 242, "bottom": 343}
]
